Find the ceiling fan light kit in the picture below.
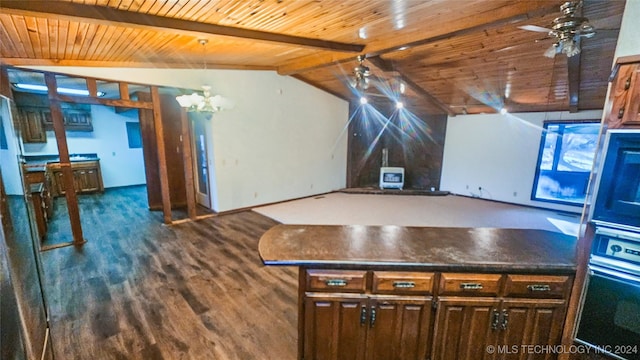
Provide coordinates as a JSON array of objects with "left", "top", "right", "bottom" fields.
[
  {"left": 521, "top": 1, "right": 596, "bottom": 58},
  {"left": 175, "top": 39, "right": 231, "bottom": 115},
  {"left": 351, "top": 55, "right": 371, "bottom": 90}
]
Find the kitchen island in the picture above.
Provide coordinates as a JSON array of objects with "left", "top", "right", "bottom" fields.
[{"left": 259, "top": 224, "right": 578, "bottom": 360}]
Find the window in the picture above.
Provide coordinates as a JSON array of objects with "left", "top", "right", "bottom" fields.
[
  {"left": 125, "top": 122, "right": 142, "bottom": 149},
  {"left": 531, "top": 120, "right": 600, "bottom": 206}
]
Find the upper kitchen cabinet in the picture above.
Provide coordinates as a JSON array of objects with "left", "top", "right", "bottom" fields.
[
  {"left": 17, "top": 107, "right": 47, "bottom": 143},
  {"left": 12, "top": 92, "right": 93, "bottom": 143},
  {"left": 607, "top": 61, "right": 640, "bottom": 129}
]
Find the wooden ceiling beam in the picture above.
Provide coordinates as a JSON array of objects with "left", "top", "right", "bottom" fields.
[
  {"left": 0, "top": 1, "right": 364, "bottom": 53},
  {"left": 0, "top": 58, "right": 275, "bottom": 70},
  {"left": 567, "top": 38, "right": 582, "bottom": 113}
]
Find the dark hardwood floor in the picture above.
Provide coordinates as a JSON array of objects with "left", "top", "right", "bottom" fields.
[{"left": 40, "top": 186, "right": 298, "bottom": 359}]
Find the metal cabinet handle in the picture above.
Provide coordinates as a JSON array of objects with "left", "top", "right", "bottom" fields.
[
  {"left": 360, "top": 305, "right": 367, "bottom": 326},
  {"left": 325, "top": 279, "right": 348, "bottom": 287},
  {"left": 501, "top": 310, "right": 509, "bottom": 330},
  {"left": 370, "top": 307, "right": 376, "bottom": 328},
  {"left": 460, "top": 283, "right": 483, "bottom": 290},
  {"left": 393, "top": 281, "right": 416, "bottom": 288},
  {"left": 527, "top": 284, "right": 551, "bottom": 292},
  {"left": 619, "top": 105, "right": 626, "bottom": 119},
  {"left": 625, "top": 76, "right": 632, "bottom": 90},
  {"left": 491, "top": 309, "right": 500, "bottom": 330}
]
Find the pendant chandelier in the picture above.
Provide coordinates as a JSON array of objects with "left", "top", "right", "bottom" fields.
[{"left": 176, "top": 39, "right": 230, "bottom": 113}]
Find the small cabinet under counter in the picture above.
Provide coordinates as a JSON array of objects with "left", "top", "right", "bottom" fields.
[
  {"left": 259, "top": 224, "right": 578, "bottom": 360},
  {"left": 48, "top": 160, "right": 104, "bottom": 197}
]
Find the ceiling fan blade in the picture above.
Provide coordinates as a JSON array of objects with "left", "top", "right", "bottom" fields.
[{"left": 518, "top": 25, "right": 553, "bottom": 33}]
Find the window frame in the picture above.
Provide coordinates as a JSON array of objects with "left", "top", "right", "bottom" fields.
[{"left": 530, "top": 119, "right": 600, "bottom": 207}]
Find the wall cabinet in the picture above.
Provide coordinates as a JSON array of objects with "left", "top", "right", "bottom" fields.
[
  {"left": 17, "top": 105, "right": 93, "bottom": 143},
  {"left": 18, "top": 107, "right": 47, "bottom": 143},
  {"left": 300, "top": 270, "right": 571, "bottom": 360},
  {"left": 608, "top": 63, "right": 640, "bottom": 128},
  {"left": 48, "top": 160, "right": 104, "bottom": 197}
]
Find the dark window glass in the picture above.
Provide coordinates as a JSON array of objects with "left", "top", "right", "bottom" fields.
[
  {"left": 531, "top": 121, "right": 600, "bottom": 206},
  {"left": 0, "top": 116, "right": 8, "bottom": 150},
  {"left": 126, "top": 122, "right": 142, "bottom": 149}
]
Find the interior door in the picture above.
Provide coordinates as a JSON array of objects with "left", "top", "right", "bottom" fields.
[{"left": 191, "top": 115, "right": 211, "bottom": 208}]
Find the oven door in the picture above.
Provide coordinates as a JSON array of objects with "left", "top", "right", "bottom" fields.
[{"left": 576, "top": 265, "right": 640, "bottom": 360}]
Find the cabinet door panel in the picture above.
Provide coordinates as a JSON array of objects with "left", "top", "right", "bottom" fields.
[
  {"left": 19, "top": 108, "right": 47, "bottom": 143},
  {"left": 366, "top": 296, "right": 432, "bottom": 360},
  {"left": 304, "top": 295, "right": 367, "bottom": 360},
  {"left": 432, "top": 297, "right": 501, "bottom": 360},
  {"left": 622, "top": 65, "right": 640, "bottom": 126},
  {"left": 498, "top": 299, "right": 567, "bottom": 360}
]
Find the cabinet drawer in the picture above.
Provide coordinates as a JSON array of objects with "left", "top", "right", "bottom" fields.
[
  {"left": 439, "top": 273, "right": 502, "bottom": 296},
  {"left": 305, "top": 270, "right": 367, "bottom": 293},
  {"left": 372, "top": 271, "right": 434, "bottom": 295},
  {"left": 503, "top": 275, "right": 571, "bottom": 299}
]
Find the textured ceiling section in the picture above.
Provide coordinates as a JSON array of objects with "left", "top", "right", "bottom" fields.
[{"left": 0, "top": 0, "right": 627, "bottom": 116}]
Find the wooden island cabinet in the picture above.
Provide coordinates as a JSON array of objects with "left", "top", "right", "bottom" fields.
[{"left": 259, "top": 225, "right": 577, "bottom": 360}]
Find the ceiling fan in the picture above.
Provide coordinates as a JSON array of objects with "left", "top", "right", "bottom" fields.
[{"left": 519, "top": 1, "right": 596, "bottom": 58}]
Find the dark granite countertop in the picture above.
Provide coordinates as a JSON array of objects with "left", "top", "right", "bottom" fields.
[{"left": 258, "top": 224, "right": 578, "bottom": 274}]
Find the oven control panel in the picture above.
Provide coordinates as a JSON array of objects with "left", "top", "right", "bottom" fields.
[
  {"left": 607, "top": 239, "right": 640, "bottom": 262},
  {"left": 593, "top": 227, "right": 640, "bottom": 266}
]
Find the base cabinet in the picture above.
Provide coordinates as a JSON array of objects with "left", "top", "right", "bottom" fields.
[
  {"left": 431, "top": 298, "right": 501, "bottom": 360},
  {"left": 302, "top": 270, "right": 434, "bottom": 360},
  {"left": 432, "top": 298, "right": 567, "bottom": 360},
  {"left": 300, "top": 270, "right": 572, "bottom": 360},
  {"left": 304, "top": 295, "right": 368, "bottom": 360},
  {"left": 49, "top": 161, "right": 104, "bottom": 197}
]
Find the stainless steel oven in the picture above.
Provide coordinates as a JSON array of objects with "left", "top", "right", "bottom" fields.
[{"left": 576, "top": 227, "right": 640, "bottom": 360}]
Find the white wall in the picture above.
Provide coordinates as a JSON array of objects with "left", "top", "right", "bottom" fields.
[
  {"left": 0, "top": 98, "right": 24, "bottom": 195},
  {"left": 21, "top": 106, "right": 146, "bottom": 188},
  {"left": 26, "top": 67, "right": 349, "bottom": 212},
  {"left": 441, "top": 110, "right": 603, "bottom": 213},
  {"left": 615, "top": 0, "right": 640, "bottom": 59}
]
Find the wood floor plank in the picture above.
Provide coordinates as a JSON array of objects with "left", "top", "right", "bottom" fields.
[{"left": 40, "top": 186, "right": 298, "bottom": 360}]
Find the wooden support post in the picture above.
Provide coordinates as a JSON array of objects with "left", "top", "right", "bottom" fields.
[
  {"left": 150, "top": 87, "right": 173, "bottom": 224},
  {"left": 44, "top": 73, "right": 86, "bottom": 245},
  {"left": 180, "top": 110, "right": 197, "bottom": 220}
]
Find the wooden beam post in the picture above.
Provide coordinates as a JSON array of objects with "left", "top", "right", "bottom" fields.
[
  {"left": 567, "top": 38, "right": 582, "bottom": 113},
  {"left": 150, "top": 87, "right": 173, "bottom": 224},
  {"left": 44, "top": 73, "right": 85, "bottom": 245},
  {"left": 180, "top": 110, "right": 197, "bottom": 220}
]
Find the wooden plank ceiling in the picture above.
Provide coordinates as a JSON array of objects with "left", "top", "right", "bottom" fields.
[{"left": 0, "top": 0, "right": 626, "bottom": 116}]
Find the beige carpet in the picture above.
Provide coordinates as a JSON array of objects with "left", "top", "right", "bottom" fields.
[{"left": 253, "top": 193, "right": 581, "bottom": 235}]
